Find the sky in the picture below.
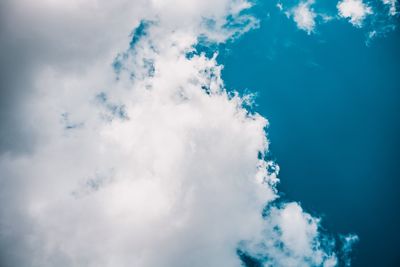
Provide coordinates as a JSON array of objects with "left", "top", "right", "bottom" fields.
[
  {"left": 0, "top": 0, "right": 398, "bottom": 267},
  {"left": 218, "top": 1, "right": 400, "bottom": 266}
]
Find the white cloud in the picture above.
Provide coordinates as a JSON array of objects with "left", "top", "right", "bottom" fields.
[
  {"left": 287, "top": 0, "right": 317, "bottom": 34},
  {"left": 240, "top": 203, "right": 339, "bottom": 266},
  {"left": 0, "top": 1, "right": 355, "bottom": 266},
  {"left": 382, "top": 0, "right": 397, "bottom": 16},
  {"left": 278, "top": 0, "right": 395, "bottom": 39},
  {"left": 277, "top": 2, "right": 284, "bottom": 11},
  {"left": 337, "top": 0, "right": 373, "bottom": 27}
]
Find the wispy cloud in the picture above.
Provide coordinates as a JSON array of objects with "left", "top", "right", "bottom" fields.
[{"left": 382, "top": 0, "right": 398, "bottom": 16}]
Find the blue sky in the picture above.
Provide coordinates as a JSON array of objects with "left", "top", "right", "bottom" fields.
[{"left": 219, "top": 1, "right": 400, "bottom": 265}]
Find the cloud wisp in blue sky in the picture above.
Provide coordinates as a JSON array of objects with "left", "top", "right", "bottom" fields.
[
  {"left": 2, "top": 0, "right": 397, "bottom": 266},
  {"left": 277, "top": 0, "right": 398, "bottom": 43}
]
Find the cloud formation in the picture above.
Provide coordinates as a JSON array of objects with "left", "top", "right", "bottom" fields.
[
  {"left": 382, "top": 0, "right": 397, "bottom": 15},
  {"left": 0, "top": 1, "right": 355, "bottom": 266},
  {"left": 277, "top": 0, "right": 398, "bottom": 44},
  {"left": 289, "top": 0, "right": 317, "bottom": 34},
  {"left": 337, "top": 0, "right": 373, "bottom": 27}
]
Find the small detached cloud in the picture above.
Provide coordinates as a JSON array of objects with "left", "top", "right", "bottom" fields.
[
  {"left": 293, "top": 0, "right": 317, "bottom": 34},
  {"left": 382, "top": 0, "right": 397, "bottom": 16},
  {"left": 278, "top": 0, "right": 397, "bottom": 43},
  {"left": 286, "top": 0, "right": 317, "bottom": 34},
  {"left": 337, "top": 0, "right": 373, "bottom": 27},
  {"left": 277, "top": 2, "right": 284, "bottom": 11},
  {"left": 279, "top": 0, "right": 333, "bottom": 34}
]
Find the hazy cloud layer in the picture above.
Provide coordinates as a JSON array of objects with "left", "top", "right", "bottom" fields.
[{"left": 0, "top": 1, "right": 355, "bottom": 266}]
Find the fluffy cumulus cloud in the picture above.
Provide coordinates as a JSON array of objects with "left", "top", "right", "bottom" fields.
[
  {"left": 286, "top": 0, "right": 317, "bottom": 34},
  {"left": 278, "top": 0, "right": 397, "bottom": 40},
  {"left": 0, "top": 0, "right": 355, "bottom": 266},
  {"left": 337, "top": 0, "right": 373, "bottom": 27},
  {"left": 278, "top": 0, "right": 334, "bottom": 35}
]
